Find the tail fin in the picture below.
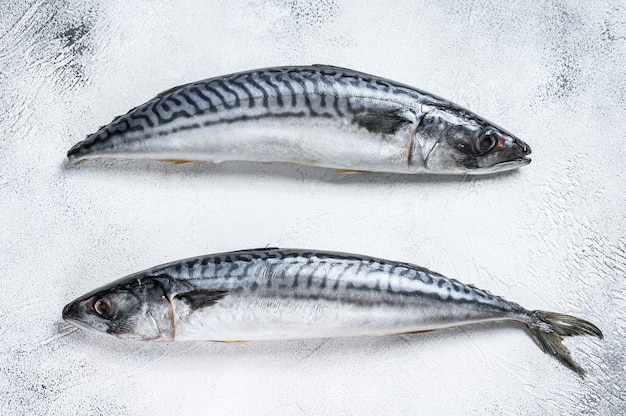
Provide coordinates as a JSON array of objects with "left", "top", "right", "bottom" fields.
[{"left": 527, "top": 311, "right": 603, "bottom": 376}]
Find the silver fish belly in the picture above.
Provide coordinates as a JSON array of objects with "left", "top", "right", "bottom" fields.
[
  {"left": 67, "top": 66, "right": 531, "bottom": 175},
  {"left": 63, "top": 248, "right": 601, "bottom": 375}
]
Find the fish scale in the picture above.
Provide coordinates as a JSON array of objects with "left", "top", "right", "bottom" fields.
[
  {"left": 110, "top": 67, "right": 415, "bottom": 140},
  {"left": 144, "top": 249, "right": 518, "bottom": 314},
  {"left": 143, "top": 249, "right": 523, "bottom": 342},
  {"left": 66, "top": 65, "right": 532, "bottom": 174}
]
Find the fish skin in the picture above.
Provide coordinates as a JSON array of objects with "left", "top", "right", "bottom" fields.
[
  {"left": 67, "top": 65, "right": 531, "bottom": 175},
  {"left": 63, "top": 248, "right": 601, "bottom": 376}
]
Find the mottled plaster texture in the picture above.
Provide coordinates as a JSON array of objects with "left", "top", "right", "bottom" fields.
[{"left": 1, "top": 1, "right": 624, "bottom": 415}]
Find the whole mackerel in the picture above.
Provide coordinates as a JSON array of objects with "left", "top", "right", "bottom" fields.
[
  {"left": 63, "top": 248, "right": 600, "bottom": 375},
  {"left": 67, "top": 65, "right": 531, "bottom": 174}
]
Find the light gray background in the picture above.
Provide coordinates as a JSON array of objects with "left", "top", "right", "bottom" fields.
[{"left": 1, "top": 1, "right": 624, "bottom": 414}]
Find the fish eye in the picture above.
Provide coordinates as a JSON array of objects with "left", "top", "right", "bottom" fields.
[
  {"left": 93, "top": 298, "right": 115, "bottom": 319},
  {"left": 476, "top": 131, "right": 497, "bottom": 154}
]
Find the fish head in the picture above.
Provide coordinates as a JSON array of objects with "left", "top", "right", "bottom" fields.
[
  {"left": 418, "top": 108, "right": 531, "bottom": 174},
  {"left": 62, "top": 277, "right": 174, "bottom": 341}
]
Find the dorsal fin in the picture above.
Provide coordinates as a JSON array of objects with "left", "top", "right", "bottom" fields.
[
  {"left": 311, "top": 64, "right": 352, "bottom": 71},
  {"left": 229, "top": 247, "right": 280, "bottom": 253},
  {"left": 156, "top": 85, "right": 181, "bottom": 98}
]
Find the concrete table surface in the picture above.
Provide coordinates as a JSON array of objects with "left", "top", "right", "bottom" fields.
[{"left": 1, "top": 1, "right": 624, "bottom": 414}]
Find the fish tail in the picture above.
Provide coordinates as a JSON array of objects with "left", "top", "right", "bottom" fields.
[{"left": 527, "top": 310, "right": 603, "bottom": 376}]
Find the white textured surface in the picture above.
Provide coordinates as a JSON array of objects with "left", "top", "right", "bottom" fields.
[{"left": 1, "top": 1, "right": 624, "bottom": 414}]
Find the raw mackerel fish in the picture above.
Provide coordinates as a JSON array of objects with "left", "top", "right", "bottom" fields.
[
  {"left": 63, "top": 248, "right": 600, "bottom": 376},
  {"left": 67, "top": 65, "right": 531, "bottom": 174}
]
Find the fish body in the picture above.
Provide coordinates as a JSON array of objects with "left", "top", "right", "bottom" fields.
[
  {"left": 67, "top": 66, "right": 531, "bottom": 174},
  {"left": 63, "top": 248, "right": 601, "bottom": 375}
]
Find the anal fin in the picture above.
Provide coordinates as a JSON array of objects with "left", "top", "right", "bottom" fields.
[
  {"left": 159, "top": 159, "right": 197, "bottom": 166},
  {"left": 336, "top": 169, "right": 361, "bottom": 175},
  {"left": 394, "top": 329, "right": 439, "bottom": 336}
]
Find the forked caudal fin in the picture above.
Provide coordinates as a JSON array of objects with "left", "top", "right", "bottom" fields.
[{"left": 527, "top": 311, "right": 603, "bottom": 376}]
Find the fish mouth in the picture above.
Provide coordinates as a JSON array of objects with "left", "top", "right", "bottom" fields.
[
  {"left": 62, "top": 305, "right": 108, "bottom": 335},
  {"left": 500, "top": 156, "right": 531, "bottom": 168},
  {"left": 62, "top": 301, "right": 92, "bottom": 332},
  {"left": 62, "top": 310, "right": 89, "bottom": 331},
  {"left": 62, "top": 302, "right": 82, "bottom": 327},
  {"left": 62, "top": 314, "right": 84, "bottom": 329},
  {"left": 62, "top": 301, "right": 76, "bottom": 319},
  {"left": 518, "top": 140, "right": 532, "bottom": 156},
  {"left": 475, "top": 156, "right": 531, "bottom": 174}
]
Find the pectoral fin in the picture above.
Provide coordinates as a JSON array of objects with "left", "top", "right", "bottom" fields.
[
  {"left": 353, "top": 110, "right": 413, "bottom": 135},
  {"left": 174, "top": 290, "right": 228, "bottom": 310}
]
